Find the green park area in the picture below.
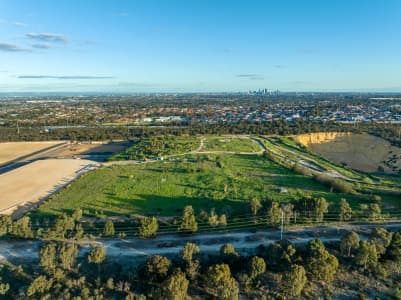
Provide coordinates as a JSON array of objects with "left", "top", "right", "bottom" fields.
[
  {"left": 32, "top": 135, "right": 401, "bottom": 220},
  {"left": 201, "top": 135, "right": 261, "bottom": 152}
]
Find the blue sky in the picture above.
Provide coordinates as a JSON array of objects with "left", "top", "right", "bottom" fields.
[{"left": 1, "top": 0, "right": 401, "bottom": 93}]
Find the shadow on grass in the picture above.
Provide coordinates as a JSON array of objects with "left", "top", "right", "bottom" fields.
[{"left": 87, "top": 193, "right": 244, "bottom": 217}]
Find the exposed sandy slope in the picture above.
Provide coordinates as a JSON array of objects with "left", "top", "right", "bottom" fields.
[
  {"left": 294, "top": 132, "right": 401, "bottom": 173},
  {"left": 0, "top": 141, "right": 63, "bottom": 164},
  {"left": 0, "top": 159, "right": 98, "bottom": 216}
]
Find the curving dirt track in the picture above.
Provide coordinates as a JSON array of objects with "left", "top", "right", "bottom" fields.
[{"left": 2, "top": 222, "right": 401, "bottom": 264}]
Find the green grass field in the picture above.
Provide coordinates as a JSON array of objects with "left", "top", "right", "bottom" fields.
[
  {"left": 202, "top": 136, "right": 261, "bottom": 152},
  {"left": 31, "top": 135, "right": 401, "bottom": 220},
  {"left": 33, "top": 154, "right": 380, "bottom": 219}
]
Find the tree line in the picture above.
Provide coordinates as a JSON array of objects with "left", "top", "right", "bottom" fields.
[
  {"left": 0, "top": 195, "right": 387, "bottom": 241},
  {"left": 1, "top": 121, "right": 401, "bottom": 146},
  {"left": 2, "top": 227, "right": 401, "bottom": 299}
]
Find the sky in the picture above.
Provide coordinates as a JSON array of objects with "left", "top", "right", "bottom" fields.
[{"left": 0, "top": 0, "right": 401, "bottom": 93}]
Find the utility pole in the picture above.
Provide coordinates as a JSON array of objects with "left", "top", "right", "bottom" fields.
[{"left": 280, "top": 209, "right": 284, "bottom": 241}]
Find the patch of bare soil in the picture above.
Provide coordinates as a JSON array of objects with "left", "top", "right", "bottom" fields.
[
  {"left": 0, "top": 159, "right": 98, "bottom": 216},
  {"left": 0, "top": 141, "right": 63, "bottom": 164}
]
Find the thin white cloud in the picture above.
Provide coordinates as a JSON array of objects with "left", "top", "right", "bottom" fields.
[
  {"left": 31, "top": 43, "right": 52, "bottom": 49},
  {"left": 0, "top": 19, "right": 28, "bottom": 26},
  {"left": 236, "top": 74, "right": 264, "bottom": 80},
  {"left": 0, "top": 42, "right": 31, "bottom": 52},
  {"left": 17, "top": 75, "right": 114, "bottom": 79},
  {"left": 26, "top": 33, "right": 68, "bottom": 43},
  {"left": 14, "top": 22, "right": 28, "bottom": 27}
]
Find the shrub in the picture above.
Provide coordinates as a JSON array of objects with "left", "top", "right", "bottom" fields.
[
  {"left": 314, "top": 174, "right": 355, "bottom": 194},
  {"left": 139, "top": 217, "right": 158, "bottom": 238}
]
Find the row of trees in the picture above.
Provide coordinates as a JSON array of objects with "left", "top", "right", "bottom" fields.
[
  {"left": 249, "top": 197, "right": 384, "bottom": 226},
  {"left": 0, "top": 198, "right": 385, "bottom": 241},
  {"left": 0, "top": 206, "right": 197, "bottom": 241},
  {"left": 1, "top": 119, "right": 400, "bottom": 144},
  {"left": 3, "top": 226, "right": 401, "bottom": 299}
]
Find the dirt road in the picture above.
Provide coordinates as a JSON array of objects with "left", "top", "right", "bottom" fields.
[{"left": 1, "top": 222, "right": 400, "bottom": 264}]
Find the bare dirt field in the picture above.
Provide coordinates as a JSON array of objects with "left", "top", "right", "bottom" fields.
[
  {"left": 0, "top": 159, "right": 98, "bottom": 216},
  {"left": 294, "top": 132, "right": 401, "bottom": 173},
  {"left": 0, "top": 141, "right": 63, "bottom": 165},
  {"left": 45, "top": 142, "right": 130, "bottom": 161},
  {"left": 46, "top": 143, "right": 101, "bottom": 157}
]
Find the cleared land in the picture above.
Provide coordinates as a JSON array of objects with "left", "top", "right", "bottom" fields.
[
  {"left": 46, "top": 143, "right": 109, "bottom": 158},
  {"left": 0, "top": 159, "right": 98, "bottom": 216},
  {"left": 0, "top": 141, "right": 128, "bottom": 165},
  {"left": 0, "top": 141, "right": 63, "bottom": 165},
  {"left": 294, "top": 132, "right": 401, "bottom": 173},
  {"left": 45, "top": 142, "right": 129, "bottom": 160}
]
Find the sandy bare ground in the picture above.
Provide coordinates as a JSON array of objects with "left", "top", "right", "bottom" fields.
[
  {"left": 0, "top": 159, "right": 99, "bottom": 216},
  {"left": 46, "top": 142, "right": 128, "bottom": 158},
  {"left": 294, "top": 132, "right": 401, "bottom": 173},
  {"left": 0, "top": 141, "right": 63, "bottom": 164},
  {"left": 47, "top": 143, "right": 100, "bottom": 157}
]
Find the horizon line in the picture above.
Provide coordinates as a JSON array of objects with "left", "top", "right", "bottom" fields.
[{"left": 1, "top": 90, "right": 401, "bottom": 96}]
